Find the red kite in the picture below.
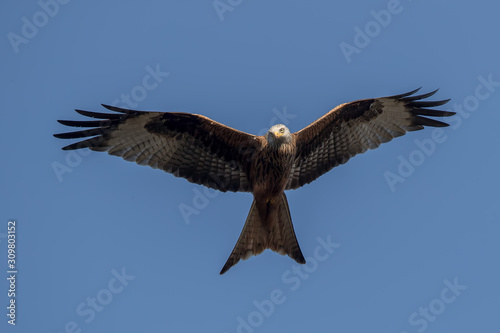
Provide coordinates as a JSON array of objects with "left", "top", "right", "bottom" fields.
[{"left": 54, "top": 88, "right": 453, "bottom": 274}]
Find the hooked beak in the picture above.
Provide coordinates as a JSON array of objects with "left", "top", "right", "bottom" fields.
[{"left": 274, "top": 131, "right": 284, "bottom": 138}]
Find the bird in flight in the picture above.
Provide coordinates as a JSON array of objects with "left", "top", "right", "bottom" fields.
[{"left": 54, "top": 88, "right": 454, "bottom": 274}]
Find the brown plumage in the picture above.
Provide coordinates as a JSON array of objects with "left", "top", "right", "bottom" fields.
[{"left": 54, "top": 88, "right": 454, "bottom": 274}]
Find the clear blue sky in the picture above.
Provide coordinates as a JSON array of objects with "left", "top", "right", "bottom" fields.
[{"left": 1, "top": 1, "right": 499, "bottom": 332}]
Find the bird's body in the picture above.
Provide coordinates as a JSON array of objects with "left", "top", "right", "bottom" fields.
[
  {"left": 55, "top": 89, "right": 454, "bottom": 274},
  {"left": 220, "top": 124, "right": 305, "bottom": 274},
  {"left": 251, "top": 126, "right": 296, "bottom": 200},
  {"left": 251, "top": 146, "right": 293, "bottom": 218}
]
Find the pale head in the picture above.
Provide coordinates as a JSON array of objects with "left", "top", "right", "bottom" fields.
[{"left": 266, "top": 124, "right": 293, "bottom": 146}]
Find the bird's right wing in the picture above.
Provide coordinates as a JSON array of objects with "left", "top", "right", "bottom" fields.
[{"left": 54, "top": 105, "right": 261, "bottom": 192}]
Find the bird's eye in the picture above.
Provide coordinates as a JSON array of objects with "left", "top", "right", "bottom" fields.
[{"left": 280, "top": 128, "right": 285, "bottom": 133}]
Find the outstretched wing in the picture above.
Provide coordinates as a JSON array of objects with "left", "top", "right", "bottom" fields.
[
  {"left": 54, "top": 105, "right": 261, "bottom": 192},
  {"left": 286, "top": 89, "right": 454, "bottom": 190}
]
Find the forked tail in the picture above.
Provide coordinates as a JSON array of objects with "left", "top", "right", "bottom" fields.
[{"left": 220, "top": 193, "right": 305, "bottom": 274}]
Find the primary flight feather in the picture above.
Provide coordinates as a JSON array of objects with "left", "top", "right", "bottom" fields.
[{"left": 54, "top": 88, "right": 454, "bottom": 274}]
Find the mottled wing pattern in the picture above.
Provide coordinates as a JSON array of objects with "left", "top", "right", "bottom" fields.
[
  {"left": 287, "top": 89, "right": 454, "bottom": 190},
  {"left": 54, "top": 105, "right": 261, "bottom": 192}
]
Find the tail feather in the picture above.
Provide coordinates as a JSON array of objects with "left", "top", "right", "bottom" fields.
[
  {"left": 273, "top": 194, "right": 305, "bottom": 264},
  {"left": 220, "top": 193, "right": 305, "bottom": 275}
]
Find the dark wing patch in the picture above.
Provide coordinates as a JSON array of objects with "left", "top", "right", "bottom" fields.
[
  {"left": 54, "top": 105, "right": 260, "bottom": 192},
  {"left": 287, "top": 89, "right": 454, "bottom": 190}
]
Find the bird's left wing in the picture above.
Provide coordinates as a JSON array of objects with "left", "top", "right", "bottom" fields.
[
  {"left": 286, "top": 89, "right": 454, "bottom": 190},
  {"left": 54, "top": 105, "right": 261, "bottom": 192}
]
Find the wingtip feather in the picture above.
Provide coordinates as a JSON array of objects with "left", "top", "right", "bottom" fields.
[{"left": 389, "top": 87, "right": 421, "bottom": 99}]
